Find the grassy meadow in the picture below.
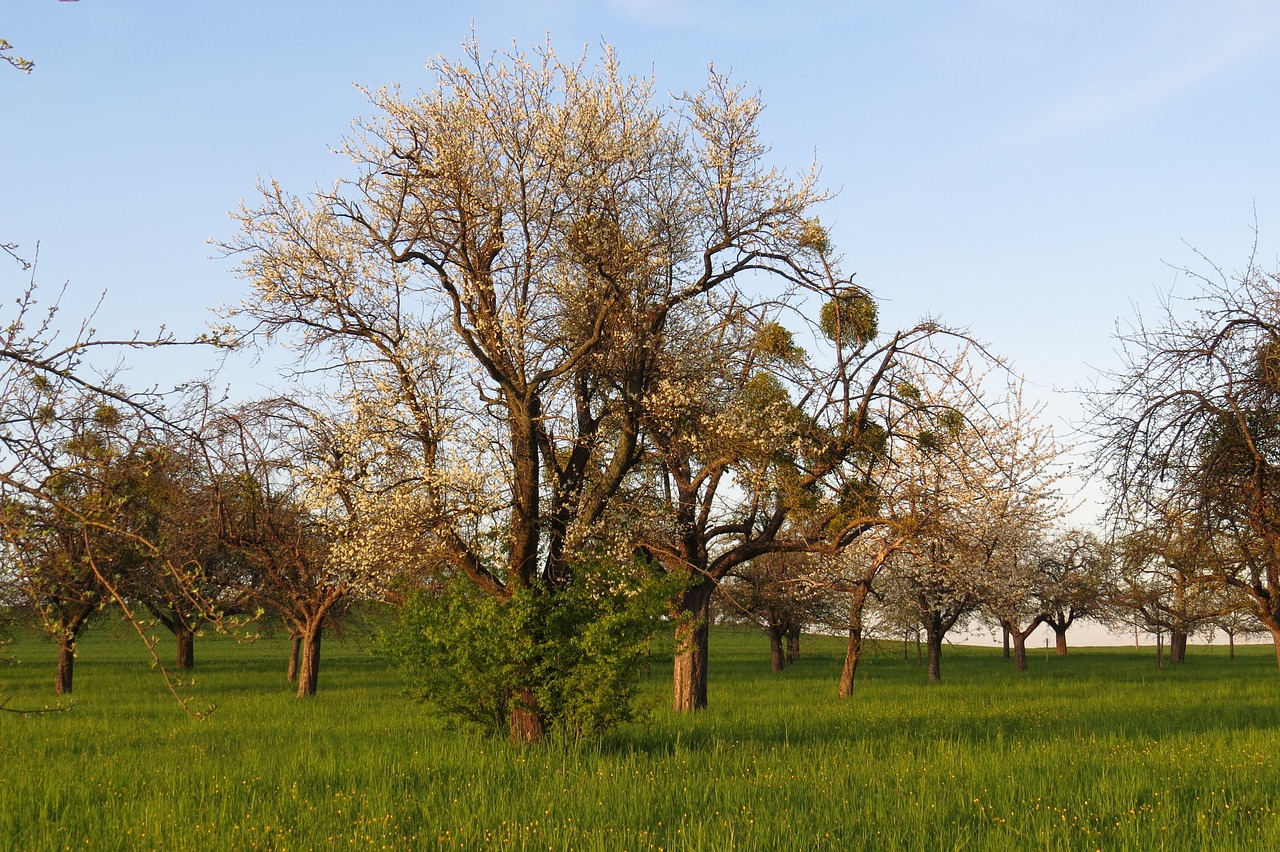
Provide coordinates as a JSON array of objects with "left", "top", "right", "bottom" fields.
[{"left": 2, "top": 622, "right": 1279, "bottom": 850}]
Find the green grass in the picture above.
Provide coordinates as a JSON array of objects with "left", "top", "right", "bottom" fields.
[{"left": 2, "top": 623, "right": 1279, "bottom": 850}]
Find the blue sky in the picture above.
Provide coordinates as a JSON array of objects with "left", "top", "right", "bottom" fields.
[{"left": 5, "top": 0, "right": 1280, "bottom": 531}]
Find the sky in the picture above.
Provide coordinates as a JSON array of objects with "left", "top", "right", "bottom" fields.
[{"left": 5, "top": 1, "right": 1280, "bottom": 644}]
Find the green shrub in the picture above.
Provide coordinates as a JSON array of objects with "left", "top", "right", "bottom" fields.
[{"left": 384, "top": 562, "right": 682, "bottom": 740}]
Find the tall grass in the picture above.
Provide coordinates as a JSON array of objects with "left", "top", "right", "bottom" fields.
[{"left": 2, "top": 623, "right": 1278, "bottom": 850}]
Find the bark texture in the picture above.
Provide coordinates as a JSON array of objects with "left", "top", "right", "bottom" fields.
[{"left": 672, "top": 582, "right": 713, "bottom": 712}]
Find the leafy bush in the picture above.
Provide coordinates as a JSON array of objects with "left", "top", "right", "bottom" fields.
[{"left": 384, "top": 561, "right": 683, "bottom": 740}]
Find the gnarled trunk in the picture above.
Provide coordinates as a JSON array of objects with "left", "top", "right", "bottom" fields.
[
  {"left": 785, "top": 625, "right": 800, "bottom": 663},
  {"left": 1054, "top": 626, "right": 1068, "bottom": 656},
  {"left": 672, "top": 581, "right": 714, "bottom": 712},
  {"left": 55, "top": 637, "right": 75, "bottom": 695},
  {"left": 1001, "top": 623, "right": 1010, "bottom": 659}
]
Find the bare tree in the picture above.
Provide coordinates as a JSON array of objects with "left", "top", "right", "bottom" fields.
[
  {"left": 1092, "top": 246, "right": 1280, "bottom": 671},
  {"left": 1035, "top": 529, "right": 1110, "bottom": 656}
]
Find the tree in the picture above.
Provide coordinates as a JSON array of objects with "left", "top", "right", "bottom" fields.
[
  {"left": 3, "top": 402, "right": 159, "bottom": 694},
  {"left": 224, "top": 38, "right": 839, "bottom": 740},
  {"left": 633, "top": 274, "right": 989, "bottom": 710},
  {"left": 882, "top": 376, "right": 1061, "bottom": 682},
  {"left": 718, "top": 551, "right": 835, "bottom": 672},
  {"left": 1109, "top": 511, "right": 1225, "bottom": 665},
  {"left": 1206, "top": 585, "right": 1267, "bottom": 659},
  {"left": 1092, "top": 248, "right": 1280, "bottom": 671},
  {"left": 114, "top": 429, "right": 254, "bottom": 671},
  {"left": 200, "top": 401, "right": 404, "bottom": 697},
  {"left": 1035, "top": 529, "right": 1110, "bottom": 656}
]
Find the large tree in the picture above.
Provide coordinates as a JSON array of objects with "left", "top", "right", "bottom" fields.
[
  {"left": 1093, "top": 248, "right": 1280, "bottom": 671},
  {"left": 223, "top": 39, "right": 835, "bottom": 740}
]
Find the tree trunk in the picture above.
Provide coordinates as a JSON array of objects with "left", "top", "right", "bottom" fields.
[
  {"left": 1011, "top": 628, "right": 1028, "bottom": 672},
  {"left": 1228, "top": 630, "right": 1236, "bottom": 660},
  {"left": 1001, "top": 623, "right": 1010, "bottom": 659},
  {"left": 295, "top": 625, "right": 322, "bottom": 697},
  {"left": 925, "top": 619, "right": 943, "bottom": 683},
  {"left": 768, "top": 625, "right": 785, "bottom": 673},
  {"left": 509, "top": 688, "right": 546, "bottom": 744},
  {"left": 175, "top": 623, "right": 195, "bottom": 670},
  {"left": 1054, "top": 626, "right": 1068, "bottom": 656},
  {"left": 1156, "top": 630, "right": 1164, "bottom": 669},
  {"left": 1170, "top": 628, "right": 1188, "bottom": 664},
  {"left": 672, "top": 581, "right": 714, "bottom": 712},
  {"left": 785, "top": 625, "right": 800, "bottom": 663},
  {"left": 839, "top": 582, "right": 872, "bottom": 698},
  {"left": 1268, "top": 623, "right": 1280, "bottom": 673},
  {"left": 55, "top": 637, "right": 75, "bottom": 695},
  {"left": 840, "top": 626, "right": 863, "bottom": 699},
  {"left": 286, "top": 632, "right": 301, "bottom": 682}
]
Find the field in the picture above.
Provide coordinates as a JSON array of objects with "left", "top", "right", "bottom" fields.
[{"left": 2, "top": 623, "right": 1278, "bottom": 851}]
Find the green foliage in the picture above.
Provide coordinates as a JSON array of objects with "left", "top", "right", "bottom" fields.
[
  {"left": 825, "top": 477, "right": 881, "bottom": 538},
  {"left": 752, "top": 321, "right": 804, "bottom": 364},
  {"left": 797, "top": 217, "right": 830, "bottom": 254},
  {"left": 936, "top": 406, "right": 965, "bottom": 438},
  {"left": 739, "top": 371, "right": 790, "bottom": 413},
  {"left": 819, "top": 289, "right": 878, "bottom": 345},
  {"left": 896, "top": 381, "right": 922, "bottom": 402},
  {"left": 384, "top": 564, "right": 684, "bottom": 740}
]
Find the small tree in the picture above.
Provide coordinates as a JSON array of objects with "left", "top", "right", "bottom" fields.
[
  {"left": 1035, "top": 529, "right": 1110, "bottom": 656},
  {"left": 4, "top": 403, "right": 158, "bottom": 694},
  {"left": 202, "top": 401, "right": 407, "bottom": 697},
  {"left": 883, "top": 377, "right": 1061, "bottom": 682},
  {"left": 719, "top": 551, "right": 836, "bottom": 672},
  {"left": 1109, "top": 511, "right": 1225, "bottom": 665}
]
